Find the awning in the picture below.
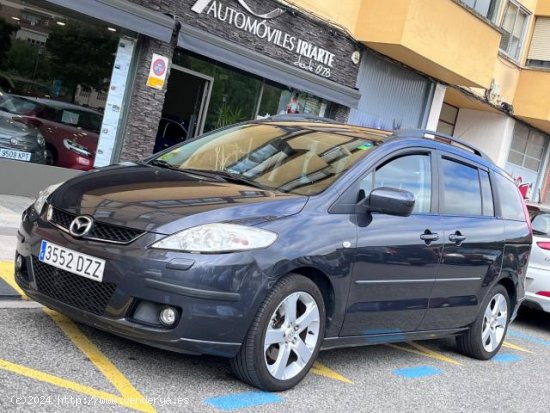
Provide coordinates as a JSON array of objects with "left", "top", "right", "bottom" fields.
[
  {"left": 44, "top": 0, "right": 175, "bottom": 42},
  {"left": 178, "top": 24, "right": 361, "bottom": 108}
]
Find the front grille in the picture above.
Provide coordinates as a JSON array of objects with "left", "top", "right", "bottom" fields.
[
  {"left": 49, "top": 206, "right": 144, "bottom": 244},
  {"left": 32, "top": 257, "right": 117, "bottom": 316}
]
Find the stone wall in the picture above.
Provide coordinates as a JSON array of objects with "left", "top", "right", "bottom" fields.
[{"left": 119, "top": 35, "right": 177, "bottom": 161}]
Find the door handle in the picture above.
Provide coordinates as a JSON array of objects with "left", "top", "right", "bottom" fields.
[
  {"left": 449, "top": 231, "right": 466, "bottom": 245},
  {"left": 420, "top": 230, "right": 439, "bottom": 244}
]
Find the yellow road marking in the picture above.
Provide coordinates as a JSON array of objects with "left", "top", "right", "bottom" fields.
[
  {"left": 0, "top": 358, "right": 153, "bottom": 412},
  {"left": 0, "top": 260, "right": 27, "bottom": 300},
  {"left": 44, "top": 309, "right": 155, "bottom": 412},
  {"left": 386, "top": 342, "right": 463, "bottom": 366},
  {"left": 502, "top": 341, "right": 534, "bottom": 354},
  {"left": 310, "top": 361, "right": 353, "bottom": 384}
]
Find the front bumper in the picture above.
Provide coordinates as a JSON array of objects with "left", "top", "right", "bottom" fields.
[{"left": 15, "top": 207, "right": 270, "bottom": 357}]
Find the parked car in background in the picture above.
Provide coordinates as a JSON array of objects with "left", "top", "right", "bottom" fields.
[
  {"left": 16, "top": 121, "right": 531, "bottom": 391},
  {"left": 0, "top": 106, "right": 47, "bottom": 165},
  {"left": 0, "top": 94, "right": 101, "bottom": 170},
  {"left": 525, "top": 203, "right": 550, "bottom": 312}
]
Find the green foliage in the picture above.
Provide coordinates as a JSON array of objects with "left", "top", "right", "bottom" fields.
[
  {"left": 0, "top": 18, "right": 18, "bottom": 66},
  {"left": 216, "top": 104, "right": 245, "bottom": 128},
  {"left": 4, "top": 40, "right": 44, "bottom": 78},
  {"left": 46, "top": 21, "right": 118, "bottom": 100}
]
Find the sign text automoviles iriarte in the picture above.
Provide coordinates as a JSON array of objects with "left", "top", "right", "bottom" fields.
[{"left": 192, "top": 0, "right": 337, "bottom": 78}]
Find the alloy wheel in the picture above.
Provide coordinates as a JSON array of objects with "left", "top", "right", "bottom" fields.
[
  {"left": 481, "top": 292, "right": 508, "bottom": 352},
  {"left": 263, "top": 291, "right": 320, "bottom": 381}
]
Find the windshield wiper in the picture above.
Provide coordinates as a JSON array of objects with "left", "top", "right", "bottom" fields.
[
  {"left": 146, "top": 160, "right": 222, "bottom": 181},
  {"left": 205, "top": 170, "right": 273, "bottom": 190}
]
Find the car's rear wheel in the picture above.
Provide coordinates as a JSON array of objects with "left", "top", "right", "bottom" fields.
[
  {"left": 230, "top": 274, "right": 325, "bottom": 391},
  {"left": 456, "top": 284, "right": 510, "bottom": 360}
]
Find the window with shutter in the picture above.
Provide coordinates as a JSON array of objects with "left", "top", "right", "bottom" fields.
[{"left": 527, "top": 17, "right": 550, "bottom": 68}]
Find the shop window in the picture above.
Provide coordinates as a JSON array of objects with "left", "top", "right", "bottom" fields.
[
  {"left": 437, "top": 103, "right": 459, "bottom": 135},
  {"left": 507, "top": 123, "right": 547, "bottom": 172},
  {"left": 171, "top": 50, "right": 335, "bottom": 137},
  {"left": 499, "top": 1, "right": 530, "bottom": 61},
  {"left": 0, "top": 1, "right": 125, "bottom": 170},
  {"left": 461, "top": 0, "right": 501, "bottom": 23},
  {"left": 526, "top": 17, "right": 550, "bottom": 68}
]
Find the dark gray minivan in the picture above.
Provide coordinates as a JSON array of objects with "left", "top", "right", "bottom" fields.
[{"left": 16, "top": 121, "right": 531, "bottom": 391}]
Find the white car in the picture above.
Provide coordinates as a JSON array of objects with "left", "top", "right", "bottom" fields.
[{"left": 525, "top": 203, "right": 550, "bottom": 312}]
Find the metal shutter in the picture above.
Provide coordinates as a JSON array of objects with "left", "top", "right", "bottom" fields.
[{"left": 528, "top": 18, "right": 550, "bottom": 61}]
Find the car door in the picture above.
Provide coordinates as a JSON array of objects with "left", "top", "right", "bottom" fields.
[
  {"left": 419, "top": 152, "right": 505, "bottom": 330},
  {"left": 340, "top": 150, "right": 444, "bottom": 336}
]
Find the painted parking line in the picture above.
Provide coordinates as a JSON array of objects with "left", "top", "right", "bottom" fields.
[
  {"left": 508, "top": 329, "right": 550, "bottom": 347},
  {"left": 45, "top": 309, "right": 153, "bottom": 405},
  {"left": 0, "top": 358, "right": 154, "bottom": 412},
  {"left": 386, "top": 342, "right": 463, "bottom": 366},
  {"left": 0, "top": 260, "right": 27, "bottom": 300},
  {"left": 393, "top": 365, "right": 442, "bottom": 379},
  {"left": 310, "top": 361, "right": 353, "bottom": 384},
  {"left": 493, "top": 353, "right": 521, "bottom": 363},
  {"left": 0, "top": 308, "right": 156, "bottom": 413},
  {"left": 204, "top": 391, "right": 283, "bottom": 411},
  {"left": 502, "top": 341, "right": 534, "bottom": 354}
]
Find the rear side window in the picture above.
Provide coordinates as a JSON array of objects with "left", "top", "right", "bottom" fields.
[
  {"left": 532, "top": 212, "right": 550, "bottom": 236},
  {"left": 494, "top": 173, "right": 525, "bottom": 221},
  {"left": 480, "top": 171, "right": 495, "bottom": 216},
  {"left": 441, "top": 158, "right": 482, "bottom": 216}
]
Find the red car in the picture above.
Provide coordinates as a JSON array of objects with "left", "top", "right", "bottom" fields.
[{"left": 0, "top": 94, "right": 102, "bottom": 170}]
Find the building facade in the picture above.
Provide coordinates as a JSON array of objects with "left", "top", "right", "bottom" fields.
[
  {"left": 0, "top": 0, "right": 549, "bottom": 202},
  {"left": 291, "top": 0, "right": 550, "bottom": 202}
]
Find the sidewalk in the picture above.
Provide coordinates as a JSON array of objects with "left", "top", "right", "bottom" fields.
[{"left": 0, "top": 195, "right": 33, "bottom": 299}]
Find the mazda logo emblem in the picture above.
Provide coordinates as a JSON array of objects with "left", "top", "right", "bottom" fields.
[{"left": 69, "top": 216, "right": 93, "bottom": 237}]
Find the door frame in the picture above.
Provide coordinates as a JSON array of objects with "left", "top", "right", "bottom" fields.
[{"left": 169, "top": 64, "right": 214, "bottom": 137}]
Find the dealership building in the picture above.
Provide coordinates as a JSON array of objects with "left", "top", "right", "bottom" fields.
[{"left": 1, "top": 0, "right": 549, "bottom": 202}]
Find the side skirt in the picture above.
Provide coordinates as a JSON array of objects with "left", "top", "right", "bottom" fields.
[{"left": 321, "top": 328, "right": 469, "bottom": 351}]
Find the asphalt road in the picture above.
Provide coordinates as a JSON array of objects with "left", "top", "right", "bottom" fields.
[{"left": 0, "top": 303, "right": 548, "bottom": 413}]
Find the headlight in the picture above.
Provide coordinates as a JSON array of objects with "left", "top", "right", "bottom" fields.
[
  {"left": 33, "top": 183, "right": 63, "bottom": 214},
  {"left": 151, "top": 223, "right": 278, "bottom": 253},
  {"left": 63, "top": 139, "right": 92, "bottom": 157},
  {"left": 37, "top": 132, "right": 45, "bottom": 147}
]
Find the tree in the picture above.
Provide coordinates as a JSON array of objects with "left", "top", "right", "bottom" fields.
[
  {"left": 5, "top": 40, "right": 42, "bottom": 78},
  {"left": 0, "top": 17, "right": 18, "bottom": 67},
  {"left": 46, "top": 22, "right": 118, "bottom": 102}
]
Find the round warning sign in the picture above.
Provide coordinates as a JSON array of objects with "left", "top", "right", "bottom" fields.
[{"left": 152, "top": 58, "right": 166, "bottom": 76}]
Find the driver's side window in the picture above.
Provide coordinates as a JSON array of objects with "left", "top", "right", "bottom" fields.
[{"left": 360, "top": 154, "right": 432, "bottom": 214}]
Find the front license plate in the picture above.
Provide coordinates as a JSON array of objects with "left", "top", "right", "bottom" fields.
[
  {"left": 39, "top": 240, "right": 105, "bottom": 282},
  {"left": 0, "top": 148, "right": 31, "bottom": 161}
]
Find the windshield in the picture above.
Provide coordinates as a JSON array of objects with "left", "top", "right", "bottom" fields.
[
  {"left": 0, "top": 93, "right": 40, "bottom": 115},
  {"left": 152, "top": 122, "right": 384, "bottom": 195}
]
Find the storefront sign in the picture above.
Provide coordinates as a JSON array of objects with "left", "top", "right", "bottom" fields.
[
  {"left": 146, "top": 54, "right": 170, "bottom": 89},
  {"left": 95, "top": 37, "right": 137, "bottom": 167},
  {"left": 178, "top": 0, "right": 359, "bottom": 88}
]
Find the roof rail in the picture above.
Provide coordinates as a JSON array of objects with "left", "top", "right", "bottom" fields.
[
  {"left": 392, "top": 129, "right": 489, "bottom": 159},
  {"left": 265, "top": 114, "right": 336, "bottom": 123}
]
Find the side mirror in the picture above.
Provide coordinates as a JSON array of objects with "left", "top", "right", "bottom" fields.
[{"left": 359, "top": 187, "right": 415, "bottom": 217}]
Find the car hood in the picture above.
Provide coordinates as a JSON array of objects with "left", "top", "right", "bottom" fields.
[
  {"left": 49, "top": 164, "right": 307, "bottom": 234},
  {"left": 0, "top": 113, "right": 35, "bottom": 139}
]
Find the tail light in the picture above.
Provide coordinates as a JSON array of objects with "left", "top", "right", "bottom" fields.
[
  {"left": 521, "top": 198, "right": 532, "bottom": 236},
  {"left": 536, "top": 291, "right": 550, "bottom": 298},
  {"left": 536, "top": 242, "right": 550, "bottom": 250}
]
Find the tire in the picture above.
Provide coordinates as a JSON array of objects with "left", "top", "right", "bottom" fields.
[
  {"left": 456, "top": 284, "right": 510, "bottom": 360},
  {"left": 230, "top": 274, "right": 326, "bottom": 391}
]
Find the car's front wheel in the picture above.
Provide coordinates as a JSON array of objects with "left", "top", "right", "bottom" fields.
[
  {"left": 230, "top": 274, "right": 325, "bottom": 391},
  {"left": 456, "top": 284, "right": 510, "bottom": 359}
]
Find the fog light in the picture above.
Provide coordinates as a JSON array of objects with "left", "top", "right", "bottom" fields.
[
  {"left": 159, "top": 306, "right": 177, "bottom": 326},
  {"left": 16, "top": 255, "right": 23, "bottom": 270}
]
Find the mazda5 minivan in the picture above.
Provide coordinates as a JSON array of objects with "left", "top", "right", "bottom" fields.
[{"left": 16, "top": 120, "right": 531, "bottom": 391}]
